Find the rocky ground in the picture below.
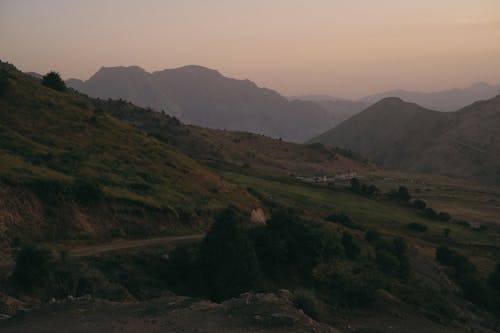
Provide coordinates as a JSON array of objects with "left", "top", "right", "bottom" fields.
[{"left": 0, "top": 290, "right": 339, "bottom": 333}]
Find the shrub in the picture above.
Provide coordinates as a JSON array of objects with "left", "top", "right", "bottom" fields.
[
  {"left": 413, "top": 199, "right": 426, "bottom": 210},
  {"left": 0, "top": 71, "right": 10, "bottom": 96},
  {"left": 397, "top": 186, "right": 411, "bottom": 202},
  {"left": 71, "top": 178, "right": 103, "bottom": 204},
  {"left": 293, "top": 289, "right": 322, "bottom": 320},
  {"left": 316, "top": 262, "right": 385, "bottom": 308},
  {"left": 407, "top": 222, "right": 427, "bottom": 232},
  {"left": 424, "top": 208, "right": 438, "bottom": 220},
  {"left": 436, "top": 246, "right": 453, "bottom": 265},
  {"left": 438, "top": 212, "right": 451, "bottom": 222},
  {"left": 342, "top": 232, "right": 361, "bottom": 259},
  {"left": 376, "top": 249, "right": 400, "bottom": 276},
  {"left": 42, "top": 71, "right": 66, "bottom": 91},
  {"left": 350, "top": 178, "right": 361, "bottom": 193},
  {"left": 199, "top": 206, "right": 261, "bottom": 301},
  {"left": 364, "top": 229, "right": 380, "bottom": 244},
  {"left": 12, "top": 245, "right": 53, "bottom": 290},
  {"left": 325, "top": 213, "right": 363, "bottom": 230},
  {"left": 250, "top": 208, "right": 343, "bottom": 282},
  {"left": 488, "top": 261, "right": 500, "bottom": 293}
]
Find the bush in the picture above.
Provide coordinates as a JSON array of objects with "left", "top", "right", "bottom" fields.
[
  {"left": 424, "top": 208, "right": 438, "bottom": 220},
  {"left": 12, "top": 245, "right": 53, "bottom": 290},
  {"left": 199, "top": 207, "right": 261, "bottom": 301},
  {"left": 342, "top": 232, "right": 361, "bottom": 259},
  {"left": 364, "top": 229, "right": 380, "bottom": 244},
  {"left": 413, "top": 199, "right": 426, "bottom": 210},
  {"left": 0, "top": 71, "right": 10, "bottom": 96},
  {"left": 376, "top": 249, "right": 400, "bottom": 276},
  {"left": 488, "top": 261, "right": 500, "bottom": 293},
  {"left": 316, "top": 262, "right": 385, "bottom": 308},
  {"left": 407, "top": 223, "right": 427, "bottom": 232},
  {"left": 438, "top": 212, "right": 451, "bottom": 222},
  {"left": 71, "top": 178, "right": 103, "bottom": 204},
  {"left": 436, "top": 246, "right": 453, "bottom": 265},
  {"left": 42, "top": 71, "right": 66, "bottom": 91},
  {"left": 293, "top": 289, "right": 322, "bottom": 320},
  {"left": 325, "top": 213, "right": 363, "bottom": 230},
  {"left": 250, "top": 208, "right": 343, "bottom": 282}
]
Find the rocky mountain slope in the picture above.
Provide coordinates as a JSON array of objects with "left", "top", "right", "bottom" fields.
[
  {"left": 311, "top": 96, "right": 500, "bottom": 185},
  {"left": 67, "top": 66, "right": 337, "bottom": 142}
]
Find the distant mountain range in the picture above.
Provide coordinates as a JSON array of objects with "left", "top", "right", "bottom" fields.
[
  {"left": 311, "top": 95, "right": 500, "bottom": 185},
  {"left": 66, "top": 66, "right": 338, "bottom": 143},
  {"left": 358, "top": 82, "right": 500, "bottom": 111}
]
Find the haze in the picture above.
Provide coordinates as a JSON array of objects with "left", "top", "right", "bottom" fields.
[{"left": 1, "top": 0, "right": 500, "bottom": 98}]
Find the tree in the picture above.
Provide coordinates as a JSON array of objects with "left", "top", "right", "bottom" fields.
[
  {"left": 438, "top": 212, "right": 451, "bottom": 222},
  {"left": 42, "top": 71, "right": 66, "bottom": 91},
  {"left": 350, "top": 178, "right": 361, "bottom": 193},
  {"left": 397, "top": 186, "right": 411, "bottom": 202},
  {"left": 413, "top": 199, "right": 426, "bottom": 210},
  {"left": 488, "top": 261, "right": 500, "bottom": 293},
  {"left": 12, "top": 245, "right": 53, "bottom": 290},
  {"left": 199, "top": 207, "right": 261, "bottom": 301},
  {"left": 342, "top": 232, "right": 361, "bottom": 259}
]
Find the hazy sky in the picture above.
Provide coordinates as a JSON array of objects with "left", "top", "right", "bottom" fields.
[{"left": 1, "top": 0, "right": 500, "bottom": 98}]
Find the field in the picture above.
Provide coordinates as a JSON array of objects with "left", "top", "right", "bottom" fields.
[{"left": 215, "top": 169, "right": 500, "bottom": 275}]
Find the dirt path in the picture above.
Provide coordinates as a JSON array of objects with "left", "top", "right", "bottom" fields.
[
  {"left": 0, "top": 234, "right": 204, "bottom": 271},
  {"left": 68, "top": 234, "right": 204, "bottom": 257}
]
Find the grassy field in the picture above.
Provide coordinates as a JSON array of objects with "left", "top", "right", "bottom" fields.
[{"left": 216, "top": 170, "right": 500, "bottom": 275}]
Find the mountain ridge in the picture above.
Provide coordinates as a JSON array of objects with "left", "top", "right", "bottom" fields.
[
  {"left": 310, "top": 95, "right": 500, "bottom": 185},
  {"left": 67, "top": 65, "right": 337, "bottom": 142}
]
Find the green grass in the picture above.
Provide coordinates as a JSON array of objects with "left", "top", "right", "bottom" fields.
[
  {"left": 217, "top": 170, "right": 500, "bottom": 274},
  {"left": 0, "top": 63, "right": 254, "bottom": 213}
]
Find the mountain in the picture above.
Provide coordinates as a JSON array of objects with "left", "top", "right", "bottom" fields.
[
  {"left": 292, "top": 96, "right": 370, "bottom": 125},
  {"left": 359, "top": 82, "right": 500, "bottom": 111},
  {"left": 0, "top": 62, "right": 257, "bottom": 254},
  {"left": 91, "top": 98, "right": 373, "bottom": 177},
  {"left": 67, "top": 66, "right": 337, "bottom": 142},
  {"left": 310, "top": 96, "right": 500, "bottom": 185}
]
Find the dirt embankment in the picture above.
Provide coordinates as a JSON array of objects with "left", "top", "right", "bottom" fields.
[{"left": 0, "top": 182, "right": 207, "bottom": 262}]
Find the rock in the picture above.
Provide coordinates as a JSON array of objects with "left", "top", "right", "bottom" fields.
[{"left": 0, "top": 314, "right": 11, "bottom": 321}]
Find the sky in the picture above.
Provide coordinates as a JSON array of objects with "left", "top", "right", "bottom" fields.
[{"left": 1, "top": 0, "right": 500, "bottom": 98}]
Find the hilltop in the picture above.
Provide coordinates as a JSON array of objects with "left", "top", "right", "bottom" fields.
[
  {"left": 310, "top": 96, "right": 500, "bottom": 185},
  {"left": 67, "top": 65, "right": 337, "bottom": 143}
]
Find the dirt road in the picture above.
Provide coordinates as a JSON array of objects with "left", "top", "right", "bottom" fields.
[{"left": 0, "top": 234, "right": 204, "bottom": 271}]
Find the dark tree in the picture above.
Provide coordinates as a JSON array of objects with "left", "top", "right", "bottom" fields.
[
  {"left": 42, "top": 71, "right": 66, "bottom": 91},
  {"left": 12, "top": 245, "right": 53, "bottom": 290},
  {"left": 413, "top": 199, "right": 426, "bottom": 210},
  {"left": 488, "top": 261, "right": 500, "bottom": 293},
  {"left": 350, "top": 178, "right": 361, "bottom": 193},
  {"left": 425, "top": 208, "right": 438, "bottom": 220},
  {"left": 397, "top": 186, "right": 411, "bottom": 202},
  {"left": 342, "top": 232, "right": 361, "bottom": 259},
  {"left": 438, "top": 212, "right": 451, "bottom": 222},
  {"left": 199, "top": 207, "right": 261, "bottom": 301}
]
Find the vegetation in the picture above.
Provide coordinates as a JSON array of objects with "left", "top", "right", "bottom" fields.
[
  {"left": 42, "top": 71, "right": 66, "bottom": 91},
  {"left": 435, "top": 246, "right": 500, "bottom": 314}
]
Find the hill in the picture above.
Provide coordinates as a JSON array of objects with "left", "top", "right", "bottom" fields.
[
  {"left": 88, "top": 98, "right": 373, "bottom": 178},
  {"left": 359, "top": 82, "right": 500, "bottom": 111},
  {"left": 67, "top": 66, "right": 337, "bottom": 143},
  {"left": 310, "top": 96, "right": 500, "bottom": 185},
  {"left": 0, "top": 62, "right": 258, "bottom": 254}
]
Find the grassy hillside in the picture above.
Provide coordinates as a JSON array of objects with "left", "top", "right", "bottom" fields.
[
  {"left": 0, "top": 62, "right": 257, "bottom": 251},
  {"left": 85, "top": 98, "right": 374, "bottom": 177}
]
